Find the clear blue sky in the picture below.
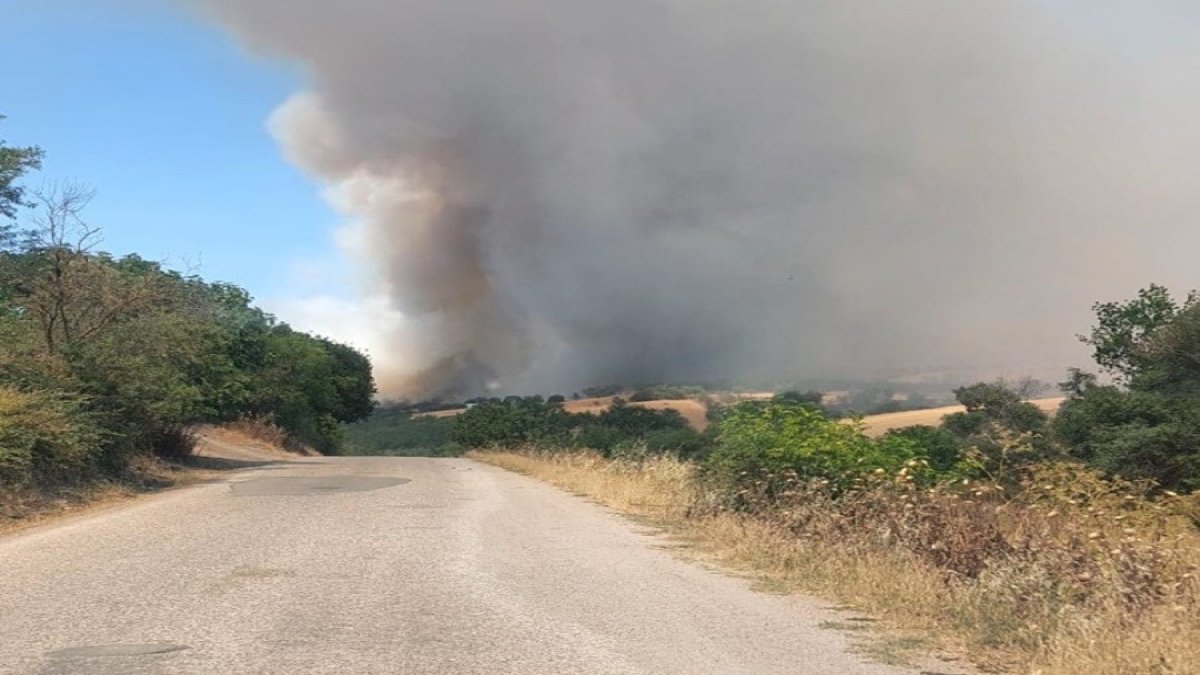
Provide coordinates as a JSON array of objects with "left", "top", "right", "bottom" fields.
[{"left": 1, "top": 0, "right": 343, "bottom": 306}]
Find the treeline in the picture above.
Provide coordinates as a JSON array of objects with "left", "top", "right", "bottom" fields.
[
  {"left": 342, "top": 407, "right": 458, "bottom": 457},
  {"left": 0, "top": 127, "right": 375, "bottom": 490},
  {"left": 678, "top": 283, "right": 1200, "bottom": 497},
  {"left": 342, "top": 396, "right": 706, "bottom": 458},
  {"left": 445, "top": 283, "right": 1200, "bottom": 495},
  {"left": 454, "top": 396, "right": 706, "bottom": 456}
]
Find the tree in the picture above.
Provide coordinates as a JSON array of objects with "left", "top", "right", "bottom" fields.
[
  {"left": 1080, "top": 284, "right": 1195, "bottom": 382},
  {"left": 1054, "top": 286, "right": 1200, "bottom": 491},
  {"left": 0, "top": 116, "right": 43, "bottom": 222},
  {"left": 773, "top": 390, "right": 824, "bottom": 407},
  {"left": 2, "top": 185, "right": 174, "bottom": 357}
]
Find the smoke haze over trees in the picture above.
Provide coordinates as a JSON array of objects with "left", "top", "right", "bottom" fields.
[{"left": 201, "top": 0, "right": 1200, "bottom": 398}]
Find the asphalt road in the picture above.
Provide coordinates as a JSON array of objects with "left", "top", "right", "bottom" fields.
[{"left": 0, "top": 456, "right": 916, "bottom": 674}]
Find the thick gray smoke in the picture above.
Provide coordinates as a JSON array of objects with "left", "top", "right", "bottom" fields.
[{"left": 202, "top": 0, "right": 1200, "bottom": 398}]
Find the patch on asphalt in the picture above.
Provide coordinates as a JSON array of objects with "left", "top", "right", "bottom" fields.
[
  {"left": 230, "top": 475, "right": 409, "bottom": 496},
  {"left": 47, "top": 643, "right": 189, "bottom": 658},
  {"left": 230, "top": 565, "right": 296, "bottom": 578}
]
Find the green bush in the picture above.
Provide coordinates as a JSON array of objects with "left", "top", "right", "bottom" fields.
[
  {"left": 0, "top": 387, "right": 102, "bottom": 486},
  {"left": 597, "top": 398, "right": 688, "bottom": 436},
  {"left": 574, "top": 424, "right": 628, "bottom": 454},
  {"left": 881, "top": 425, "right": 963, "bottom": 473},
  {"left": 703, "top": 401, "right": 928, "bottom": 503},
  {"left": 342, "top": 408, "right": 459, "bottom": 456},
  {"left": 643, "top": 426, "right": 707, "bottom": 458},
  {"left": 452, "top": 397, "right": 572, "bottom": 448}
]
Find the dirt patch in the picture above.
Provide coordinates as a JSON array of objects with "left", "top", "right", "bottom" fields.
[{"left": 193, "top": 424, "right": 316, "bottom": 461}]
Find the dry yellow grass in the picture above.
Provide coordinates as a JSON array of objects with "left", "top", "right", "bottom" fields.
[
  {"left": 472, "top": 449, "right": 1200, "bottom": 675},
  {"left": 859, "top": 398, "right": 1065, "bottom": 438}
]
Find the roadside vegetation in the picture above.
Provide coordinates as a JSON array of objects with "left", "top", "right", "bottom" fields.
[
  {"left": 0, "top": 122, "right": 375, "bottom": 517},
  {"left": 468, "top": 287, "right": 1200, "bottom": 674},
  {"left": 342, "top": 406, "right": 459, "bottom": 457}
]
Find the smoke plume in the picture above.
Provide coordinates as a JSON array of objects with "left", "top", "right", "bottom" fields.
[{"left": 202, "top": 0, "right": 1200, "bottom": 398}]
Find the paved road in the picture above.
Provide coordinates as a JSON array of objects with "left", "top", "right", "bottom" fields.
[{"left": 0, "top": 456, "right": 914, "bottom": 674}]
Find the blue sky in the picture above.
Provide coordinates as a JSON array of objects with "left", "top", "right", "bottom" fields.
[{"left": 1, "top": 0, "right": 343, "bottom": 307}]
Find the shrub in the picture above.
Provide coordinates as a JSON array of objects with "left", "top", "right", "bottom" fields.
[
  {"left": 882, "top": 425, "right": 963, "bottom": 472},
  {"left": 575, "top": 424, "right": 628, "bottom": 455},
  {"left": 643, "top": 426, "right": 707, "bottom": 458},
  {"left": 0, "top": 387, "right": 102, "bottom": 486},
  {"left": 452, "top": 397, "right": 571, "bottom": 447},
  {"left": 703, "top": 401, "right": 928, "bottom": 503},
  {"left": 150, "top": 426, "right": 197, "bottom": 461},
  {"left": 341, "top": 407, "right": 458, "bottom": 456},
  {"left": 597, "top": 398, "right": 688, "bottom": 436}
]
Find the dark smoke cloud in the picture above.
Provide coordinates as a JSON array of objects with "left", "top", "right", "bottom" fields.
[{"left": 201, "top": 0, "right": 1200, "bottom": 398}]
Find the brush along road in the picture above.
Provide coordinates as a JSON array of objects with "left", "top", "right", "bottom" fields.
[{"left": 0, "top": 454, "right": 920, "bottom": 674}]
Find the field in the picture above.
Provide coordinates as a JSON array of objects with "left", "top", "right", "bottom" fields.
[
  {"left": 859, "top": 397, "right": 1064, "bottom": 437},
  {"left": 417, "top": 395, "right": 713, "bottom": 430},
  {"left": 418, "top": 394, "right": 1065, "bottom": 437}
]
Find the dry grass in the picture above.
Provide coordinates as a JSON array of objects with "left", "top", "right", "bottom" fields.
[
  {"left": 472, "top": 449, "right": 1200, "bottom": 674},
  {"left": 215, "top": 418, "right": 318, "bottom": 456},
  {"left": 858, "top": 398, "right": 1065, "bottom": 438}
]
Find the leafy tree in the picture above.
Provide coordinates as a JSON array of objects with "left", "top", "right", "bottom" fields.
[
  {"left": 575, "top": 424, "right": 627, "bottom": 454},
  {"left": 881, "top": 425, "right": 963, "bottom": 473},
  {"left": 1081, "top": 284, "right": 1195, "bottom": 382},
  {"left": 1054, "top": 286, "right": 1200, "bottom": 491},
  {"left": 945, "top": 381, "right": 1049, "bottom": 436},
  {"left": 643, "top": 426, "right": 707, "bottom": 458},
  {"left": 0, "top": 116, "right": 43, "bottom": 221},
  {"left": 596, "top": 398, "right": 688, "bottom": 436},
  {"left": 452, "top": 397, "right": 571, "bottom": 447},
  {"left": 773, "top": 390, "right": 824, "bottom": 407}
]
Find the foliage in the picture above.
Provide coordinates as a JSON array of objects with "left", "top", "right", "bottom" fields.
[
  {"left": 478, "top": 448, "right": 1200, "bottom": 674},
  {"left": 1057, "top": 286, "right": 1200, "bottom": 491},
  {"left": 1055, "top": 377, "right": 1200, "bottom": 492},
  {"left": 595, "top": 398, "right": 688, "bottom": 436},
  {"left": 629, "top": 384, "right": 707, "bottom": 401},
  {"left": 643, "top": 426, "right": 707, "bottom": 458},
  {"left": 828, "top": 387, "right": 932, "bottom": 415},
  {"left": 880, "top": 425, "right": 963, "bottom": 472},
  {"left": 0, "top": 185, "right": 376, "bottom": 486},
  {"left": 581, "top": 384, "right": 623, "bottom": 398},
  {"left": 0, "top": 387, "right": 101, "bottom": 486},
  {"left": 0, "top": 116, "right": 43, "bottom": 221},
  {"left": 703, "top": 401, "right": 930, "bottom": 502},
  {"left": 451, "top": 397, "right": 572, "bottom": 448},
  {"left": 574, "top": 424, "right": 628, "bottom": 454},
  {"left": 772, "top": 390, "right": 823, "bottom": 406},
  {"left": 447, "top": 395, "right": 702, "bottom": 457},
  {"left": 1081, "top": 284, "right": 1196, "bottom": 383},
  {"left": 342, "top": 405, "right": 459, "bottom": 457}
]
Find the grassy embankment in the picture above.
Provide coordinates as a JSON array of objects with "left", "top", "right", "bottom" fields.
[
  {"left": 0, "top": 422, "right": 301, "bottom": 535},
  {"left": 472, "top": 449, "right": 1199, "bottom": 675}
]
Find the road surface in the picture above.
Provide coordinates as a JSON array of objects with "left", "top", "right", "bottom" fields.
[{"left": 0, "top": 455, "right": 918, "bottom": 674}]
